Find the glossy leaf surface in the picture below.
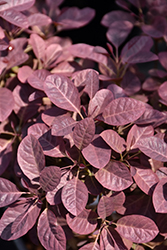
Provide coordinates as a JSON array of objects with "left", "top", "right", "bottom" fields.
[{"left": 39, "top": 166, "right": 61, "bottom": 192}]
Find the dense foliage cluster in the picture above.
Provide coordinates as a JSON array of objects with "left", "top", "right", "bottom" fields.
[{"left": 0, "top": 0, "right": 167, "bottom": 249}]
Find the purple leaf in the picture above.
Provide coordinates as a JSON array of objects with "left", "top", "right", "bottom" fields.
[
  {"left": 83, "top": 69, "right": 99, "bottom": 99},
  {"left": 142, "top": 77, "right": 160, "bottom": 91},
  {"left": 44, "top": 74, "right": 80, "bottom": 113},
  {"left": 0, "top": 39, "right": 8, "bottom": 51},
  {"left": 62, "top": 177, "right": 88, "bottom": 216},
  {"left": 0, "top": 178, "right": 23, "bottom": 207},
  {"left": 66, "top": 209, "right": 97, "bottom": 235},
  {"left": 142, "top": 17, "right": 167, "bottom": 38},
  {"left": 0, "top": 198, "right": 41, "bottom": 240},
  {"left": 79, "top": 242, "right": 100, "bottom": 250},
  {"left": 116, "top": 215, "right": 159, "bottom": 243},
  {"left": 132, "top": 166, "right": 159, "bottom": 195},
  {"left": 82, "top": 135, "right": 111, "bottom": 169},
  {"left": 0, "top": 0, "right": 35, "bottom": 11},
  {"left": 136, "top": 136, "right": 167, "bottom": 162},
  {"left": 121, "top": 71, "right": 141, "bottom": 96},
  {"left": 18, "top": 66, "right": 33, "bottom": 83},
  {"left": 159, "top": 52, "right": 167, "bottom": 70},
  {"left": 27, "top": 69, "right": 50, "bottom": 91},
  {"left": 28, "top": 13, "right": 52, "bottom": 27},
  {"left": 85, "top": 176, "right": 103, "bottom": 195},
  {"left": 57, "top": 7, "right": 95, "bottom": 31},
  {"left": 0, "top": 88, "right": 14, "bottom": 122},
  {"left": 110, "top": 191, "right": 126, "bottom": 212},
  {"left": 0, "top": 145, "right": 12, "bottom": 175},
  {"left": 101, "top": 10, "right": 135, "bottom": 28},
  {"left": 43, "top": 44, "right": 62, "bottom": 68},
  {"left": 0, "top": 9, "right": 28, "bottom": 28},
  {"left": 107, "top": 84, "right": 127, "bottom": 99},
  {"left": 100, "top": 129, "right": 126, "bottom": 153},
  {"left": 158, "top": 81, "right": 167, "bottom": 102},
  {"left": 124, "top": 51, "right": 158, "bottom": 64},
  {"left": 126, "top": 125, "right": 154, "bottom": 151},
  {"left": 73, "top": 117, "right": 95, "bottom": 150},
  {"left": 42, "top": 106, "right": 66, "bottom": 127},
  {"left": 95, "top": 161, "right": 133, "bottom": 191},
  {"left": 37, "top": 209, "right": 66, "bottom": 250},
  {"left": 29, "top": 34, "right": 45, "bottom": 60},
  {"left": 88, "top": 89, "right": 114, "bottom": 118},
  {"left": 107, "top": 20, "right": 133, "bottom": 48},
  {"left": 51, "top": 114, "right": 77, "bottom": 136},
  {"left": 39, "top": 166, "right": 61, "bottom": 192},
  {"left": 102, "top": 97, "right": 145, "bottom": 126},
  {"left": 152, "top": 177, "right": 167, "bottom": 213},
  {"left": 97, "top": 196, "right": 114, "bottom": 220},
  {"left": 17, "top": 134, "right": 45, "bottom": 184}
]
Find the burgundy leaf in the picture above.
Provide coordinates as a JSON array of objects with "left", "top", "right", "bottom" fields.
[
  {"left": 102, "top": 97, "right": 145, "bottom": 126},
  {"left": 66, "top": 209, "right": 97, "bottom": 235},
  {"left": 101, "top": 129, "right": 126, "bottom": 153},
  {"left": 0, "top": 88, "right": 14, "bottom": 122},
  {"left": 152, "top": 177, "right": 167, "bottom": 213},
  {"left": 57, "top": 7, "right": 95, "bottom": 31},
  {"left": 101, "top": 10, "right": 135, "bottom": 28},
  {"left": 0, "top": 39, "right": 8, "bottom": 51},
  {"left": 39, "top": 166, "right": 61, "bottom": 192},
  {"left": 42, "top": 106, "right": 66, "bottom": 127},
  {"left": 132, "top": 166, "right": 159, "bottom": 195},
  {"left": 27, "top": 69, "right": 50, "bottom": 91},
  {"left": 62, "top": 177, "right": 88, "bottom": 216},
  {"left": 28, "top": 123, "right": 49, "bottom": 137},
  {"left": 51, "top": 114, "right": 77, "bottom": 136},
  {"left": 107, "top": 84, "right": 127, "bottom": 99},
  {"left": 149, "top": 68, "right": 167, "bottom": 78},
  {"left": 0, "top": 0, "right": 35, "bottom": 11},
  {"left": 37, "top": 209, "right": 66, "bottom": 250},
  {"left": 82, "top": 135, "right": 111, "bottom": 169},
  {"left": 136, "top": 136, "right": 167, "bottom": 162},
  {"left": 100, "top": 226, "right": 128, "bottom": 250},
  {"left": 28, "top": 90, "right": 45, "bottom": 102},
  {"left": 80, "top": 242, "right": 100, "bottom": 250},
  {"left": 28, "top": 13, "right": 52, "bottom": 27},
  {"left": 83, "top": 69, "right": 99, "bottom": 99},
  {"left": 17, "top": 134, "right": 45, "bottom": 184},
  {"left": 0, "top": 178, "right": 23, "bottom": 207},
  {"left": 29, "top": 34, "right": 45, "bottom": 60},
  {"left": 0, "top": 9, "right": 28, "bottom": 28},
  {"left": 0, "top": 198, "right": 41, "bottom": 240},
  {"left": 159, "top": 52, "right": 167, "bottom": 71},
  {"left": 121, "top": 71, "right": 141, "bottom": 96},
  {"left": 126, "top": 125, "right": 154, "bottom": 151},
  {"left": 116, "top": 215, "right": 159, "bottom": 243},
  {"left": 88, "top": 89, "right": 114, "bottom": 118},
  {"left": 43, "top": 44, "right": 62, "bottom": 68},
  {"left": 85, "top": 175, "right": 103, "bottom": 195},
  {"left": 124, "top": 51, "right": 158, "bottom": 64},
  {"left": 95, "top": 161, "right": 133, "bottom": 191},
  {"left": 158, "top": 81, "right": 167, "bottom": 102},
  {"left": 142, "top": 17, "right": 167, "bottom": 38},
  {"left": 44, "top": 74, "right": 80, "bottom": 113},
  {"left": 107, "top": 20, "right": 133, "bottom": 48},
  {"left": 18, "top": 65, "right": 33, "bottom": 83},
  {"left": 142, "top": 77, "right": 160, "bottom": 92},
  {"left": 97, "top": 196, "right": 114, "bottom": 220},
  {"left": 109, "top": 191, "right": 126, "bottom": 212},
  {"left": 73, "top": 117, "right": 95, "bottom": 150},
  {"left": 0, "top": 145, "right": 12, "bottom": 175}
]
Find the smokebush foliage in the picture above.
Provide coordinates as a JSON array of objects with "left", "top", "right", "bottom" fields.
[{"left": 0, "top": 0, "right": 167, "bottom": 249}]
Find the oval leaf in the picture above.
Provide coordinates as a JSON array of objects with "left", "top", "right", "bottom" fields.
[
  {"left": 152, "top": 177, "right": 167, "bottom": 213},
  {"left": 95, "top": 161, "right": 133, "bottom": 191},
  {"left": 44, "top": 74, "right": 80, "bottom": 113},
  {"left": 0, "top": 178, "right": 22, "bottom": 207},
  {"left": 73, "top": 117, "right": 95, "bottom": 150},
  {"left": 17, "top": 134, "right": 45, "bottom": 184},
  {"left": 116, "top": 215, "right": 159, "bottom": 243},
  {"left": 51, "top": 114, "right": 77, "bottom": 136},
  {"left": 97, "top": 196, "right": 114, "bottom": 220},
  {"left": 66, "top": 209, "right": 97, "bottom": 235},
  {"left": 136, "top": 136, "right": 167, "bottom": 162},
  {"left": 62, "top": 178, "right": 88, "bottom": 216},
  {"left": 37, "top": 209, "right": 66, "bottom": 250},
  {"left": 0, "top": 88, "right": 14, "bottom": 122},
  {"left": 102, "top": 97, "right": 145, "bottom": 126},
  {"left": 39, "top": 166, "right": 61, "bottom": 192}
]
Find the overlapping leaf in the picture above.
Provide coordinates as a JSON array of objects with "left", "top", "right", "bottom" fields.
[
  {"left": 73, "top": 117, "right": 95, "bottom": 150},
  {"left": 37, "top": 209, "right": 66, "bottom": 250},
  {"left": 17, "top": 134, "right": 45, "bottom": 184},
  {"left": 0, "top": 88, "right": 14, "bottom": 122},
  {"left": 102, "top": 97, "right": 145, "bottom": 126},
  {"left": 51, "top": 114, "right": 77, "bottom": 136},
  {"left": 152, "top": 177, "right": 167, "bottom": 213},
  {"left": 39, "top": 166, "right": 61, "bottom": 192},
  {"left": 66, "top": 209, "right": 97, "bottom": 235},
  {"left": 44, "top": 74, "right": 81, "bottom": 113},
  {"left": 62, "top": 178, "right": 88, "bottom": 216},
  {"left": 0, "top": 0, "right": 35, "bottom": 11},
  {"left": 116, "top": 215, "right": 159, "bottom": 243},
  {"left": 97, "top": 196, "right": 114, "bottom": 220},
  {"left": 95, "top": 161, "right": 133, "bottom": 191},
  {"left": 27, "top": 69, "right": 50, "bottom": 91}
]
